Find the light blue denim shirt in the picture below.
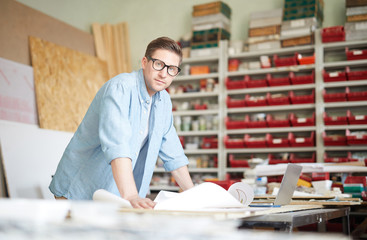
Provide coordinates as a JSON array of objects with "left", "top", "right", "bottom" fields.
[{"left": 49, "top": 69, "right": 188, "bottom": 199}]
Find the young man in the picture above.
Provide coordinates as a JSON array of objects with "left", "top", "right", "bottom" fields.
[{"left": 49, "top": 37, "right": 194, "bottom": 208}]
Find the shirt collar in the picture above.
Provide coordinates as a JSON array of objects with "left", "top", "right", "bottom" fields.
[{"left": 138, "top": 69, "right": 161, "bottom": 102}]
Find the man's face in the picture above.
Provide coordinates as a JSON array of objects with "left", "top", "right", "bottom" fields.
[{"left": 142, "top": 49, "right": 180, "bottom": 96}]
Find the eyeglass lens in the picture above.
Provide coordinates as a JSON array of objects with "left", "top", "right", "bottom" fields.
[{"left": 152, "top": 59, "right": 179, "bottom": 76}]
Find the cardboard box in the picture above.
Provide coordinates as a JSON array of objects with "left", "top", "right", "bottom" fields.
[
  {"left": 249, "top": 25, "right": 281, "bottom": 37},
  {"left": 193, "top": 1, "right": 231, "bottom": 19},
  {"left": 250, "top": 8, "right": 283, "bottom": 19},
  {"left": 345, "top": 21, "right": 367, "bottom": 41},
  {"left": 249, "top": 17, "right": 282, "bottom": 29},
  {"left": 346, "top": 0, "right": 367, "bottom": 7},
  {"left": 192, "top": 28, "right": 230, "bottom": 44},
  {"left": 346, "top": 5, "right": 367, "bottom": 16},
  {"left": 281, "top": 34, "right": 314, "bottom": 47},
  {"left": 347, "top": 14, "right": 367, "bottom": 22},
  {"left": 249, "top": 41, "right": 281, "bottom": 52}
]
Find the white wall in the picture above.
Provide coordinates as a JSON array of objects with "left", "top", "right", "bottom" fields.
[{"left": 16, "top": 0, "right": 346, "bottom": 71}]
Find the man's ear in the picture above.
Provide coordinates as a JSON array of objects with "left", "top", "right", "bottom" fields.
[{"left": 141, "top": 56, "right": 148, "bottom": 68}]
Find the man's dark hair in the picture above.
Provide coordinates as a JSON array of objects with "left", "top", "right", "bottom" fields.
[{"left": 145, "top": 37, "right": 182, "bottom": 65}]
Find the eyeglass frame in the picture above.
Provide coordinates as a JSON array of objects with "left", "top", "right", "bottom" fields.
[{"left": 147, "top": 56, "right": 181, "bottom": 77}]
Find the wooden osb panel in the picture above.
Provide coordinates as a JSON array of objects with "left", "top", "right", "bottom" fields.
[{"left": 29, "top": 36, "right": 108, "bottom": 132}]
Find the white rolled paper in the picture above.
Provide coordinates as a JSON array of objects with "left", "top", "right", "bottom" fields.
[
  {"left": 93, "top": 189, "right": 133, "bottom": 208},
  {"left": 227, "top": 182, "right": 255, "bottom": 206}
]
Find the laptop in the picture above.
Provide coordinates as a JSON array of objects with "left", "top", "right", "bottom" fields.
[{"left": 249, "top": 163, "right": 303, "bottom": 207}]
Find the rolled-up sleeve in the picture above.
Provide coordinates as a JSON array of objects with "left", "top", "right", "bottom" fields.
[
  {"left": 159, "top": 104, "right": 188, "bottom": 171},
  {"left": 99, "top": 82, "right": 133, "bottom": 164}
]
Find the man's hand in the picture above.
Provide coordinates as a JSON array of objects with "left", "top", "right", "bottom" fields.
[{"left": 127, "top": 195, "right": 156, "bottom": 209}]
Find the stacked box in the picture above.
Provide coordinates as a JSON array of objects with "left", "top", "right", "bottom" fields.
[
  {"left": 191, "top": 1, "right": 231, "bottom": 57},
  {"left": 281, "top": 0, "right": 324, "bottom": 47},
  {"left": 345, "top": 0, "right": 367, "bottom": 41},
  {"left": 247, "top": 8, "right": 282, "bottom": 52}
]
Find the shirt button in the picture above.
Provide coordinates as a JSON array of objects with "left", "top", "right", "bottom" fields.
[{"left": 146, "top": 100, "right": 150, "bottom": 104}]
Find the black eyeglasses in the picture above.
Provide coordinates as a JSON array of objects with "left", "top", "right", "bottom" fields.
[{"left": 147, "top": 56, "right": 181, "bottom": 77}]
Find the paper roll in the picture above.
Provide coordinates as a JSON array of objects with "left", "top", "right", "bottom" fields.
[
  {"left": 92, "top": 189, "right": 133, "bottom": 208},
  {"left": 228, "top": 182, "right": 254, "bottom": 206}
]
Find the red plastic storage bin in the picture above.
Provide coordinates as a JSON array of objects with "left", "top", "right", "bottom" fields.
[
  {"left": 194, "top": 103, "right": 207, "bottom": 110},
  {"left": 273, "top": 52, "right": 298, "bottom": 67},
  {"left": 228, "top": 154, "right": 250, "bottom": 168},
  {"left": 244, "top": 75, "right": 268, "bottom": 88},
  {"left": 267, "top": 92, "right": 290, "bottom": 105},
  {"left": 224, "top": 135, "right": 245, "bottom": 148},
  {"left": 226, "top": 96, "right": 246, "bottom": 108},
  {"left": 289, "top": 132, "right": 315, "bottom": 147},
  {"left": 245, "top": 94, "right": 267, "bottom": 107},
  {"left": 205, "top": 179, "right": 237, "bottom": 190},
  {"left": 346, "top": 86, "right": 367, "bottom": 101},
  {"left": 268, "top": 176, "right": 283, "bottom": 183},
  {"left": 346, "top": 66, "right": 367, "bottom": 81},
  {"left": 297, "top": 53, "right": 315, "bottom": 65},
  {"left": 324, "top": 152, "right": 349, "bottom": 163},
  {"left": 290, "top": 112, "right": 315, "bottom": 126},
  {"left": 290, "top": 89, "right": 315, "bottom": 104},
  {"left": 345, "top": 176, "right": 367, "bottom": 187},
  {"left": 245, "top": 114, "right": 267, "bottom": 128},
  {"left": 312, "top": 172, "right": 330, "bottom": 181},
  {"left": 245, "top": 134, "right": 267, "bottom": 148},
  {"left": 322, "top": 68, "right": 347, "bottom": 82},
  {"left": 348, "top": 151, "right": 367, "bottom": 162},
  {"left": 322, "top": 131, "right": 347, "bottom": 146},
  {"left": 322, "top": 88, "right": 347, "bottom": 102},
  {"left": 225, "top": 77, "right": 246, "bottom": 90},
  {"left": 228, "top": 59, "right": 240, "bottom": 72},
  {"left": 268, "top": 153, "right": 289, "bottom": 165},
  {"left": 347, "top": 110, "right": 367, "bottom": 125},
  {"left": 266, "top": 133, "right": 289, "bottom": 147},
  {"left": 267, "top": 73, "right": 291, "bottom": 87},
  {"left": 225, "top": 116, "right": 246, "bottom": 129},
  {"left": 321, "top": 26, "right": 345, "bottom": 43},
  {"left": 266, "top": 113, "right": 291, "bottom": 127},
  {"left": 323, "top": 111, "right": 348, "bottom": 125},
  {"left": 346, "top": 47, "right": 367, "bottom": 61},
  {"left": 290, "top": 152, "right": 316, "bottom": 163},
  {"left": 290, "top": 70, "right": 315, "bottom": 85},
  {"left": 201, "top": 137, "right": 218, "bottom": 149},
  {"left": 346, "top": 129, "right": 367, "bottom": 145}
]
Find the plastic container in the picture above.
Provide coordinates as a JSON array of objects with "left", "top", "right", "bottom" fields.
[
  {"left": 324, "top": 152, "right": 349, "bottom": 163},
  {"left": 273, "top": 52, "right": 298, "bottom": 67},
  {"left": 346, "top": 66, "right": 367, "bottom": 81},
  {"left": 322, "top": 68, "right": 347, "bottom": 82},
  {"left": 346, "top": 86, "right": 367, "bottom": 101},
  {"left": 267, "top": 73, "right": 291, "bottom": 87},
  {"left": 290, "top": 112, "right": 315, "bottom": 126},
  {"left": 322, "top": 88, "right": 347, "bottom": 102},
  {"left": 289, "top": 131, "right": 315, "bottom": 147},
  {"left": 297, "top": 53, "right": 315, "bottom": 65},
  {"left": 226, "top": 96, "right": 246, "bottom": 108},
  {"left": 224, "top": 135, "right": 245, "bottom": 148},
  {"left": 290, "top": 89, "right": 315, "bottom": 104},
  {"left": 244, "top": 134, "right": 267, "bottom": 148},
  {"left": 290, "top": 70, "right": 315, "bottom": 85},
  {"left": 312, "top": 172, "right": 330, "bottom": 181},
  {"left": 267, "top": 92, "right": 290, "bottom": 105},
  {"left": 201, "top": 137, "right": 218, "bottom": 149},
  {"left": 266, "top": 113, "right": 291, "bottom": 127},
  {"left": 321, "top": 26, "right": 345, "bottom": 43},
  {"left": 225, "top": 77, "right": 246, "bottom": 90},
  {"left": 345, "top": 176, "right": 367, "bottom": 187},
  {"left": 347, "top": 110, "right": 367, "bottom": 125},
  {"left": 266, "top": 133, "right": 290, "bottom": 148},
  {"left": 290, "top": 152, "right": 316, "bottom": 163},
  {"left": 228, "top": 154, "right": 250, "bottom": 168},
  {"left": 245, "top": 114, "right": 267, "bottom": 128},
  {"left": 244, "top": 75, "right": 268, "bottom": 88},
  {"left": 225, "top": 116, "right": 246, "bottom": 129},
  {"left": 323, "top": 111, "right": 348, "bottom": 125},
  {"left": 322, "top": 131, "right": 348, "bottom": 146},
  {"left": 346, "top": 129, "right": 367, "bottom": 145},
  {"left": 245, "top": 94, "right": 267, "bottom": 107},
  {"left": 268, "top": 153, "right": 289, "bottom": 165},
  {"left": 346, "top": 47, "right": 367, "bottom": 61}
]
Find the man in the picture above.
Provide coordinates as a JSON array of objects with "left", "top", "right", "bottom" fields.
[{"left": 49, "top": 37, "right": 194, "bottom": 209}]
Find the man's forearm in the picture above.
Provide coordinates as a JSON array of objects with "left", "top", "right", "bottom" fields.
[
  {"left": 111, "top": 157, "right": 139, "bottom": 199},
  {"left": 171, "top": 165, "right": 194, "bottom": 191}
]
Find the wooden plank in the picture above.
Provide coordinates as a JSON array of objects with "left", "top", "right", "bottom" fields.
[
  {"left": 0, "top": 0, "right": 95, "bottom": 66},
  {"left": 29, "top": 36, "right": 108, "bottom": 132},
  {"left": 123, "top": 22, "right": 132, "bottom": 73},
  {"left": 92, "top": 23, "right": 106, "bottom": 61}
]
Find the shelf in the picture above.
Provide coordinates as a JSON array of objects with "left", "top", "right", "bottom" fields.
[
  {"left": 324, "top": 101, "right": 367, "bottom": 108},
  {"left": 227, "top": 64, "right": 315, "bottom": 77},
  {"left": 324, "top": 146, "right": 367, "bottom": 151},
  {"left": 323, "top": 59, "right": 367, "bottom": 68},
  {"left": 149, "top": 185, "right": 180, "bottom": 191},
  {"left": 173, "top": 109, "right": 218, "bottom": 116},
  {"left": 227, "top": 104, "right": 315, "bottom": 113},
  {"left": 324, "top": 80, "right": 367, "bottom": 88},
  {"left": 182, "top": 55, "right": 219, "bottom": 64},
  {"left": 226, "top": 83, "right": 315, "bottom": 95},
  {"left": 225, "top": 126, "right": 316, "bottom": 134},
  {"left": 225, "top": 168, "right": 249, "bottom": 172},
  {"left": 184, "top": 149, "right": 219, "bottom": 154},
  {"left": 229, "top": 45, "right": 314, "bottom": 58},
  {"left": 324, "top": 124, "right": 367, "bottom": 130},
  {"left": 175, "top": 73, "right": 219, "bottom": 81},
  {"left": 177, "top": 130, "right": 218, "bottom": 136},
  {"left": 322, "top": 40, "right": 367, "bottom": 50},
  {"left": 170, "top": 91, "right": 218, "bottom": 99},
  {"left": 224, "top": 147, "right": 316, "bottom": 154}
]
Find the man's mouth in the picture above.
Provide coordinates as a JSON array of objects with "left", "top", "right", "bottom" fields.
[{"left": 155, "top": 79, "right": 165, "bottom": 85}]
